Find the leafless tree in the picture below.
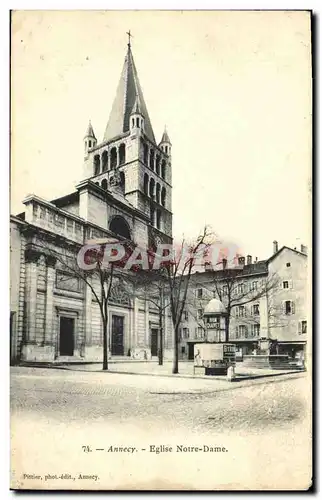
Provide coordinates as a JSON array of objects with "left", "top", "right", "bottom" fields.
[
  {"left": 35, "top": 231, "right": 133, "bottom": 371},
  {"left": 128, "top": 269, "right": 169, "bottom": 365},
  {"left": 208, "top": 262, "right": 281, "bottom": 342},
  {"left": 164, "top": 226, "right": 214, "bottom": 374}
]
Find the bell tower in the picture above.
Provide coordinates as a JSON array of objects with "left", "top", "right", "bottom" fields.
[
  {"left": 83, "top": 120, "right": 97, "bottom": 157},
  {"left": 81, "top": 36, "right": 173, "bottom": 242}
]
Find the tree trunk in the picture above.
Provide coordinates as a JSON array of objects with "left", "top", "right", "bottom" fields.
[
  {"left": 172, "top": 325, "right": 179, "bottom": 374},
  {"left": 224, "top": 314, "right": 230, "bottom": 343},
  {"left": 158, "top": 291, "right": 164, "bottom": 366},
  {"left": 102, "top": 318, "right": 108, "bottom": 371}
]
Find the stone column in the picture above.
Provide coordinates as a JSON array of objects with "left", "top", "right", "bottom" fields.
[
  {"left": 84, "top": 278, "right": 92, "bottom": 346},
  {"left": 133, "top": 297, "right": 138, "bottom": 348},
  {"left": 145, "top": 299, "right": 150, "bottom": 347},
  {"left": 44, "top": 255, "right": 56, "bottom": 346},
  {"left": 24, "top": 248, "right": 40, "bottom": 343}
]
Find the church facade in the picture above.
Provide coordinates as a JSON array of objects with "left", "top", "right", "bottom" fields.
[{"left": 10, "top": 41, "right": 174, "bottom": 364}]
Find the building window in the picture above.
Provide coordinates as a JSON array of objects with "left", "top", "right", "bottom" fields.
[
  {"left": 182, "top": 328, "right": 189, "bottom": 339},
  {"left": 89, "top": 140, "right": 92, "bottom": 148},
  {"left": 181, "top": 346, "right": 185, "bottom": 354},
  {"left": 284, "top": 300, "right": 295, "bottom": 315},
  {"left": 161, "top": 187, "right": 166, "bottom": 206},
  {"left": 252, "top": 281, "right": 258, "bottom": 291},
  {"left": 156, "top": 209, "right": 161, "bottom": 230},
  {"left": 119, "top": 143, "right": 126, "bottom": 165},
  {"left": 195, "top": 327, "right": 204, "bottom": 339},
  {"left": 237, "top": 283, "right": 245, "bottom": 295},
  {"left": 251, "top": 324, "right": 260, "bottom": 337},
  {"left": 156, "top": 183, "right": 161, "bottom": 204},
  {"left": 235, "top": 326, "right": 239, "bottom": 339},
  {"left": 183, "top": 310, "right": 189, "bottom": 321},
  {"left": 56, "top": 271, "right": 80, "bottom": 292},
  {"left": 143, "top": 173, "right": 149, "bottom": 195},
  {"left": 197, "top": 308, "right": 203, "bottom": 320},
  {"left": 94, "top": 154, "right": 100, "bottom": 176},
  {"left": 237, "top": 305, "right": 246, "bottom": 317},
  {"left": 299, "top": 320, "right": 307, "bottom": 334},
  {"left": 286, "top": 262, "right": 291, "bottom": 268},
  {"left": 238, "top": 325, "right": 247, "bottom": 338},
  {"left": 252, "top": 303, "right": 260, "bottom": 316},
  {"left": 283, "top": 281, "right": 289, "bottom": 289},
  {"left": 149, "top": 150, "right": 155, "bottom": 170},
  {"left": 197, "top": 288, "right": 203, "bottom": 298},
  {"left": 161, "top": 160, "right": 166, "bottom": 179}
]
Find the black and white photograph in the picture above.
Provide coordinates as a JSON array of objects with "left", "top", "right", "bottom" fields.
[{"left": 10, "top": 10, "right": 312, "bottom": 491}]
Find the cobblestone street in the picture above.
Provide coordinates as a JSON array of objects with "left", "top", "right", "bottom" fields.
[{"left": 11, "top": 367, "right": 311, "bottom": 490}]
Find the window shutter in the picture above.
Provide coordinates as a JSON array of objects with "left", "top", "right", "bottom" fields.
[
  {"left": 291, "top": 301, "right": 295, "bottom": 314},
  {"left": 298, "top": 321, "right": 302, "bottom": 334},
  {"left": 281, "top": 301, "right": 285, "bottom": 315}
]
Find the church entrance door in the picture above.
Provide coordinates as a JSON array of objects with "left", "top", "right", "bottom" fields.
[
  {"left": 111, "top": 315, "right": 124, "bottom": 355},
  {"left": 59, "top": 317, "right": 75, "bottom": 356},
  {"left": 151, "top": 328, "right": 158, "bottom": 357}
]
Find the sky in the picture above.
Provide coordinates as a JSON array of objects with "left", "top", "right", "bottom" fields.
[{"left": 11, "top": 10, "right": 311, "bottom": 261}]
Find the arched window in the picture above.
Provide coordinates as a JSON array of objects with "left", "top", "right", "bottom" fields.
[
  {"left": 156, "top": 209, "right": 161, "bottom": 230},
  {"left": 143, "top": 144, "right": 149, "bottom": 165},
  {"left": 156, "top": 183, "right": 161, "bottom": 204},
  {"left": 110, "top": 147, "right": 117, "bottom": 169},
  {"left": 150, "top": 206, "right": 155, "bottom": 226},
  {"left": 161, "top": 187, "right": 166, "bottom": 206},
  {"left": 149, "top": 150, "right": 155, "bottom": 170},
  {"left": 119, "top": 143, "right": 126, "bottom": 165},
  {"left": 149, "top": 178, "right": 155, "bottom": 199},
  {"left": 94, "top": 155, "right": 100, "bottom": 176},
  {"left": 161, "top": 160, "right": 166, "bottom": 179},
  {"left": 101, "top": 178, "right": 108, "bottom": 190},
  {"left": 89, "top": 140, "right": 92, "bottom": 148},
  {"left": 136, "top": 117, "right": 140, "bottom": 128},
  {"left": 143, "top": 173, "right": 149, "bottom": 195},
  {"left": 102, "top": 150, "right": 108, "bottom": 172},
  {"left": 109, "top": 216, "right": 131, "bottom": 240},
  {"left": 132, "top": 118, "right": 135, "bottom": 128},
  {"left": 165, "top": 146, "right": 168, "bottom": 154},
  {"left": 120, "top": 171, "right": 125, "bottom": 193},
  {"left": 156, "top": 155, "right": 160, "bottom": 176}
]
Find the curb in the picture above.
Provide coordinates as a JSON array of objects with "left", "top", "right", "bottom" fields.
[{"left": 15, "top": 363, "right": 304, "bottom": 383}]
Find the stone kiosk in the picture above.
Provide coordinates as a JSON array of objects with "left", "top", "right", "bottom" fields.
[{"left": 194, "top": 298, "right": 236, "bottom": 376}]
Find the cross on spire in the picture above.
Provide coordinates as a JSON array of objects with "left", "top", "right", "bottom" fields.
[{"left": 126, "top": 30, "right": 133, "bottom": 47}]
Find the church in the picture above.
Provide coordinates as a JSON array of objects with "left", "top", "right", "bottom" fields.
[{"left": 10, "top": 38, "right": 174, "bottom": 364}]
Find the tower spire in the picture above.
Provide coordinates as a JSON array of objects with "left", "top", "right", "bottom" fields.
[{"left": 103, "top": 42, "right": 155, "bottom": 143}]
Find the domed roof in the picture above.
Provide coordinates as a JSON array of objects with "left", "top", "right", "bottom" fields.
[{"left": 203, "top": 298, "right": 226, "bottom": 315}]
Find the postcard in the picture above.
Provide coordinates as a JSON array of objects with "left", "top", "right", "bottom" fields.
[{"left": 10, "top": 10, "right": 312, "bottom": 491}]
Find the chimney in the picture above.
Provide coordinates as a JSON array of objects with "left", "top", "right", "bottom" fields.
[
  {"left": 300, "top": 244, "right": 308, "bottom": 255},
  {"left": 238, "top": 256, "right": 245, "bottom": 267},
  {"left": 204, "top": 262, "right": 213, "bottom": 272},
  {"left": 273, "top": 240, "right": 278, "bottom": 254},
  {"left": 222, "top": 258, "right": 227, "bottom": 270},
  {"left": 247, "top": 255, "right": 252, "bottom": 265}
]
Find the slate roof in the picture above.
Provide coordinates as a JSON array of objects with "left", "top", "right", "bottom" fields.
[
  {"left": 84, "top": 120, "right": 96, "bottom": 140},
  {"left": 103, "top": 45, "right": 155, "bottom": 143}
]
